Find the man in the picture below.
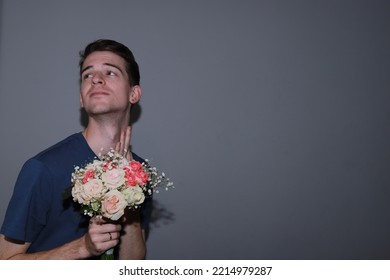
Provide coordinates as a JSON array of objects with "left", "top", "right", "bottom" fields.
[{"left": 0, "top": 39, "right": 148, "bottom": 259}]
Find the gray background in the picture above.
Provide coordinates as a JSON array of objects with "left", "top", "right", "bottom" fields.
[{"left": 0, "top": 0, "right": 389, "bottom": 259}]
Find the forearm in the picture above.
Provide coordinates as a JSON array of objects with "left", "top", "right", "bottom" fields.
[
  {"left": 31, "top": 236, "right": 91, "bottom": 260},
  {"left": 0, "top": 235, "right": 91, "bottom": 260},
  {"left": 118, "top": 210, "right": 146, "bottom": 259}
]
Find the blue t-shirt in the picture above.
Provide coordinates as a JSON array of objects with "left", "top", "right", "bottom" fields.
[{"left": 0, "top": 132, "right": 151, "bottom": 254}]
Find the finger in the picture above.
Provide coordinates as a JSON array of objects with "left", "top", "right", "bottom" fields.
[
  {"left": 124, "top": 126, "right": 132, "bottom": 160},
  {"left": 124, "top": 126, "right": 131, "bottom": 150},
  {"left": 86, "top": 219, "right": 121, "bottom": 255},
  {"left": 115, "top": 131, "right": 125, "bottom": 155},
  {"left": 120, "top": 130, "right": 125, "bottom": 154},
  {"left": 115, "top": 142, "right": 121, "bottom": 154},
  {"left": 107, "top": 232, "right": 113, "bottom": 241},
  {"left": 89, "top": 221, "right": 120, "bottom": 235},
  {"left": 105, "top": 231, "right": 121, "bottom": 242},
  {"left": 90, "top": 216, "right": 104, "bottom": 226}
]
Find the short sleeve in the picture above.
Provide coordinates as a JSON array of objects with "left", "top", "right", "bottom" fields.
[{"left": 0, "top": 159, "right": 52, "bottom": 242}]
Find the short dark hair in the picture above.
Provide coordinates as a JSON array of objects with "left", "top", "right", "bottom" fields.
[{"left": 79, "top": 39, "right": 140, "bottom": 86}]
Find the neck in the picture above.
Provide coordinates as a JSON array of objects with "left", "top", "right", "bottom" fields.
[{"left": 83, "top": 113, "right": 130, "bottom": 156}]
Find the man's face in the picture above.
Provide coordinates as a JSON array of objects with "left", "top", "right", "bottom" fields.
[{"left": 80, "top": 51, "right": 133, "bottom": 116}]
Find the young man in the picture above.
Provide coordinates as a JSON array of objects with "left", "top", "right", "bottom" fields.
[{"left": 0, "top": 39, "right": 148, "bottom": 259}]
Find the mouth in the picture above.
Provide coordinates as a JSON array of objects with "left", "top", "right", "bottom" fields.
[{"left": 89, "top": 91, "right": 109, "bottom": 98}]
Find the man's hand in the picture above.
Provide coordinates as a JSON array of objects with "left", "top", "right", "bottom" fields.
[
  {"left": 115, "top": 126, "right": 132, "bottom": 160},
  {"left": 84, "top": 216, "right": 122, "bottom": 256}
]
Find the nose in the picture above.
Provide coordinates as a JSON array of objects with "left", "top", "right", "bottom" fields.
[{"left": 92, "top": 72, "right": 104, "bottom": 85}]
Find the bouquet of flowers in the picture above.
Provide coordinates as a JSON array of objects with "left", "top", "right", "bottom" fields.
[{"left": 68, "top": 148, "right": 173, "bottom": 259}]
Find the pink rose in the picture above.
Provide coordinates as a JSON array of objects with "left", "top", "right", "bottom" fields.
[
  {"left": 103, "top": 161, "right": 112, "bottom": 171},
  {"left": 129, "top": 161, "right": 143, "bottom": 172},
  {"left": 135, "top": 170, "right": 149, "bottom": 186},
  {"left": 101, "top": 190, "right": 127, "bottom": 220},
  {"left": 82, "top": 169, "right": 95, "bottom": 183},
  {"left": 125, "top": 169, "right": 137, "bottom": 187},
  {"left": 124, "top": 163, "right": 148, "bottom": 186}
]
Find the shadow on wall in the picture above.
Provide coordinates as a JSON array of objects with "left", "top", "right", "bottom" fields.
[{"left": 145, "top": 199, "right": 175, "bottom": 241}]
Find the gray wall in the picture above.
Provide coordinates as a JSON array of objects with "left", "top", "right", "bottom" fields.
[{"left": 0, "top": 0, "right": 389, "bottom": 259}]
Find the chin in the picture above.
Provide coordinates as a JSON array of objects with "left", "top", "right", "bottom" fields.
[{"left": 84, "top": 102, "right": 108, "bottom": 111}]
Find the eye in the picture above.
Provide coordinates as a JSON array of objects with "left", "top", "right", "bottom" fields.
[
  {"left": 107, "top": 70, "right": 116, "bottom": 76},
  {"left": 83, "top": 73, "right": 93, "bottom": 80}
]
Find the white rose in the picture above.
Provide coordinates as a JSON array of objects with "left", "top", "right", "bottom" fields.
[
  {"left": 101, "top": 168, "right": 126, "bottom": 190},
  {"left": 122, "top": 186, "right": 145, "bottom": 207},
  {"left": 72, "top": 180, "right": 86, "bottom": 204},
  {"left": 84, "top": 160, "right": 102, "bottom": 171},
  {"left": 73, "top": 179, "right": 104, "bottom": 205}
]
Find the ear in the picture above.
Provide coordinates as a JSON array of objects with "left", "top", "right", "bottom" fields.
[
  {"left": 80, "top": 93, "right": 84, "bottom": 108},
  {"left": 129, "top": 85, "right": 142, "bottom": 104}
]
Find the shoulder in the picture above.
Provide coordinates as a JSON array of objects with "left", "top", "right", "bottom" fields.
[
  {"left": 16, "top": 134, "right": 83, "bottom": 182},
  {"left": 23, "top": 132, "right": 94, "bottom": 175},
  {"left": 33, "top": 133, "right": 84, "bottom": 161}
]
